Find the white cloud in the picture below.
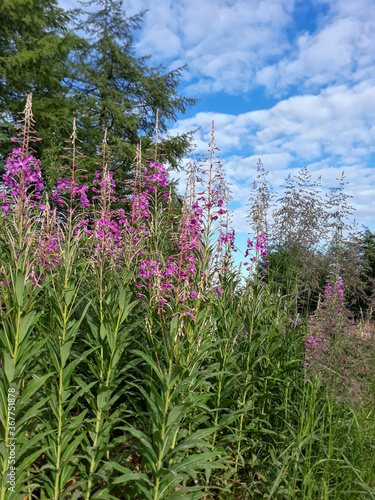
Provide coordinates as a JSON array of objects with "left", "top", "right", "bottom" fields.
[
  {"left": 124, "top": 0, "right": 295, "bottom": 95},
  {"left": 168, "top": 82, "right": 375, "bottom": 162},
  {"left": 257, "top": 0, "right": 375, "bottom": 95}
]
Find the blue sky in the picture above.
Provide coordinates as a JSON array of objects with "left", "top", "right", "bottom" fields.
[{"left": 60, "top": 0, "right": 375, "bottom": 267}]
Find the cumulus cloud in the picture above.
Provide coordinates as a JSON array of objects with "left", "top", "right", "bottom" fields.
[
  {"left": 120, "top": 0, "right": 296, "bottom": 95},
  {"left": 257, "top": 0, "right": 375, "bottom": 95},
  {"left": 168, "top": 82, "right": 375, "bottom": 162}
]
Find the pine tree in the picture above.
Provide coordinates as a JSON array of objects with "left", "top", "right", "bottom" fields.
[{"left": 67, "top": 0, "right": 200, "bottom": 207}]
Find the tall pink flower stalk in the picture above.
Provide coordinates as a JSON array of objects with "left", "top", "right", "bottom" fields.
[{"left": 1, "top": 93, "right": 43, "bottom": 249}]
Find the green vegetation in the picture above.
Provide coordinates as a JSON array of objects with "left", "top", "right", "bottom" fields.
[{"left": 0, "top": 97, "right": 374, "bottom": 499}]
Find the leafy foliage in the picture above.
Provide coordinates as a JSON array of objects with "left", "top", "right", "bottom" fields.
[{"left": 0, "top": 96, "right": 374, "bottom": 500}]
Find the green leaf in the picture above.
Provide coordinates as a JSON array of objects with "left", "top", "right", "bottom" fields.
[
  {"left": 100, "top": 323, "right": 107, "bottom": 341},
  {"left": 64, "top": 282, "right": 75, "bottom": 307},
  {"left": 167, "top": 488, "right": 207, "bottom": 500},
  {"left": 172, "top": 452, "right": 224, "bottom": 473},
  {"left": 120, "top": 427, "right": 157, "bottom": 464},
  {"left": 3, "top": 350, "right": 15, "bottom": 384},
  {"left": 61, "top": 433, "right": 85, "bottom": 463},
  {"left": 171, "top": 428, "right": 217, "bottom": 455},
  {"left": 16, "top": 445, "right": 51, "bottom": 473},
  {"left": 15, "top": 271, "right": 25, "bottom": 308},
  {"left": 46, "top": 339, "right": 60, "bottom": 372},
  {"left": 166, "top": 404, "right": 189, "bottom": 429},
  {"left": 67, "top": 299, "right": 93, "bottom": 338},
  {"left": 62, "top": 347, "right": 98, "bottom": 387},
  {"left": 112, "top": 469, "right": 153, "bottom": 485},
  {"left": 18, "top": 311, "right": 37, "bottom": 344},
  {"left": 60, "top": 339, "right": 74, "bottom": 369},
  {"left": 132, "top": 350, "right": 164, "bottom": 384},
  {"left": 60, "top": 464, "right": 77, "bottom": 493},
  {"left": 21, "top": 373, "right": 53, "bottom": 403},
  {"left": 97, "top": 386, "right": 111, "bottom": 411}
]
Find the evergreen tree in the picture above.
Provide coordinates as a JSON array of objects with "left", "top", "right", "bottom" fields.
[
  {"left": 67, "top": 0, "right": 200, "bottom": 208},
  {"left": 0, "top": 0, "right": 84, "bottom": 185}
]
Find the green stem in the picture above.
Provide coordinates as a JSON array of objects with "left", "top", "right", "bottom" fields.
[
  {"left": 85, "top": 409, "right": 102, "bottom": 500},
  {"left": 54, "top": 304, "right": 68, "bottom": 499},
  {"left": 53, "top": 366, "right": 63, "bottom": 500},
  {"left": 233, "top": 310, "right": 256, "bottom": 493},
  {"left": 153, "top": 389, "right": 170, "bottom": 500}
]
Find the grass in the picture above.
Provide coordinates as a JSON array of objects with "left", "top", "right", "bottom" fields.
[{"left": 0, "top": 95, "right": 374, "bottom": 499}]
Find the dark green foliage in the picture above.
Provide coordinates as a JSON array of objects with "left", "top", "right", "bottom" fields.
[
  {"left": 0, "top": 0, "right": 84, "bottom": 188},
  {"left": 258, "top": 241, "right": 330, "bottom": 318},
  {"left": 62, "top": 0, "right": 200, "bottom": 207},
  {"left": 347, "top": 227, "right": 375, "bottom": 321}
]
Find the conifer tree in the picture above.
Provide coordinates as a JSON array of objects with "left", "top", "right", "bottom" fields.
[
  {"left": 67, "top": 0, "right": 200, "bottom": 207},
  {"left": 0, "top": 0, "right": 84, "bottom": 179}
]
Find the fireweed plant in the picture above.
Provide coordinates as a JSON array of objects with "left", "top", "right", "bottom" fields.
[{"left": 0, "top": 95, "right": 374, "bottom": 499}]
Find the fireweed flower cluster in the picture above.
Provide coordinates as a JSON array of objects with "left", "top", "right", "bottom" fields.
[
  {"left": 176, "top": 201, "right": 204, "bottom": 254},
  {"left": 323, "top": 280, "right": 344, "bottom": 310},
  {"left": 303, "top": 331, "right": 327, "bottom": 370},
  {"left": 92, "top": 168, "right": 116, "bottom": 201},
  {"left": 125, "top": 163, "right": 169, "bottom": 225},
  {"left": 131, "top": 192, "right": 150, "bottom": 221},
  {"left": 0, "top": 145, "right": 64, "bottom": 282},
  {"left": 83, "top": 167, "right": 126, "bottom": 263},
  {"left": 217, "top": 229, "right": 236, "bottom": 257},
  {"left": 184, "top": 124, "right": 238, "bottom": 296},
  {"left": 1, "top": 148, "right": 44, "bottom": 212},
  {"left": 137, "top": 257, "right": 195, "bottom": 289},
  {"left": 144, "top": 162, "right": 169, "bottom": 193},
  {"left": 52, "top": 178, "right": 90, "bottom": 209},
  {"left": 30, "top": 215, "right": 65, "bottom": 275},
  {"left": 243, "top": 234, "right": 270, "bottom": 273},
  {"left": 119, "top": 160, "right": 202, "bottom": 312},
  {"left": 89, "top": 218, "right": 123, "bottom": 260}
]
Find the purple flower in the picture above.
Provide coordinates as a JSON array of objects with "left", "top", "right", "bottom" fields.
[{"left": 2, "top": 148, "right": 44, "bottom": 203}]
